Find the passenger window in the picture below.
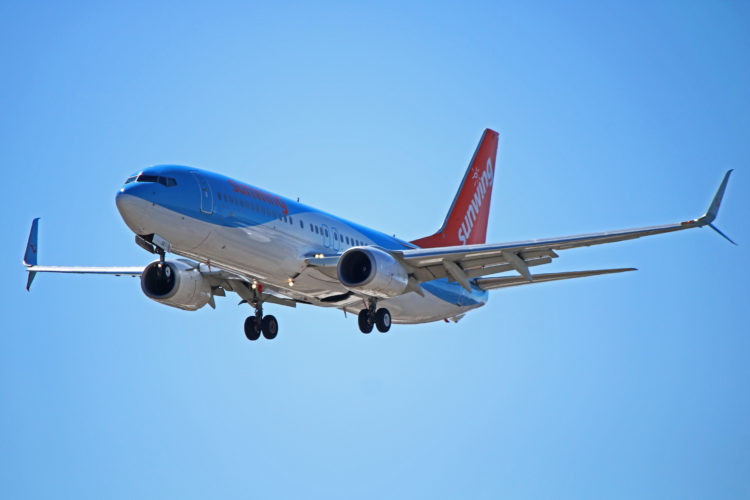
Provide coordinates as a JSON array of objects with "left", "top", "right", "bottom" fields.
[
  {"left": 300, "top": 220, "right": 304, "bottom": 229},
  {"left": 325, "top": 229, "right": 329, "bottom": 237},
  {"left": 315, "top": 226, "right": 319, "bottom": 234},
  {"left": 345, "top": 236, "right": 350, "bottom": 244},
  {"left": 289, "top": 216, "right": 293, "bottom": 224}
]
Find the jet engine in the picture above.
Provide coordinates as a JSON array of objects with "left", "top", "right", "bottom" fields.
[
  {"left": 140, "top": 259, "right": 211, "bottom": 311},
  {"left": 337, "top": 247, "right": 409, "bottom": 298}
]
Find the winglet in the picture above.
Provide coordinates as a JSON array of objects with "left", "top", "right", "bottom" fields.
[
  {"left": 24, "top": 218, "right": 40, "bottom": 291},
  {"left": 697, "top": 170, "right": 735, "bottom": 245},
  {"left": 699, "top": 170, "right": 732, "bottom": 225},
  {"left": 708, "top": 223, "right": 737, "bottom": 245}
]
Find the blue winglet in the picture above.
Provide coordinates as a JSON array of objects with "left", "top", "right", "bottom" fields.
[
  {"left": 697, "top": 170, "right": 735, "bottom": 245},
  {"left": 24, "top": 218, "right": 39, "bottom": 290},
  {"left": 699, "top": 170, "right": 732, "bottom": 225},
  {"left": 708, "top": 223, "right": 737, "bottom": 245}
]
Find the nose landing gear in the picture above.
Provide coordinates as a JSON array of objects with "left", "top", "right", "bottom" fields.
[{"left": 358, "top": 299, "right": 391, "bottom": 334}]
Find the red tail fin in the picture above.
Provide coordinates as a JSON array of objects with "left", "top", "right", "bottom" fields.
[{"left": 411, "top": 129, "right": 498, "bottom": 248}]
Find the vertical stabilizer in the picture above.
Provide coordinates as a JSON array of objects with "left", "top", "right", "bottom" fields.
[{"left": 411, "top": 129, "right": 499, "bottom": 248}]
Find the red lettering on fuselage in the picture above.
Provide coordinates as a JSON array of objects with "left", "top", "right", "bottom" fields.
[{"left": 228, "top": 179, "right": 288, "bottom": 214}]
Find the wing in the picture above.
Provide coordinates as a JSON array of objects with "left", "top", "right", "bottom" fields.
[
  {"left": 23, "top": 218, "right": 145, "bottom": 290},
  {"left": 306, "top": 170, "right": 733, "bottom": 292},
  {"left": 392, "top": 170, "right": 733, "bottom": 290},
  {"left": 23, "top": 219, "right": 300, "bottom": 310},
  {"left": 25, "top": 265, "right": 144, "bottom": 275}
]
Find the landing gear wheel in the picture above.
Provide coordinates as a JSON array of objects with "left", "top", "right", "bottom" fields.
[
  {"left": 375, "top": 308, "right": 391, "bottom": 333},
  {"left": 244, "top": 316, "right": 261, "bottom": 341},
  {"left": 261, "top": 315, "right": 279, "bottom": 340},
  {"left": 358, "top": 310, "right": 373, "bottom": 334}
]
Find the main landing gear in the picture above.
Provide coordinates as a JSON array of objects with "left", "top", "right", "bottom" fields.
[
  {"left": 358, "top": 299, "right": 391, "bottom": 334},
  {"left": 244, "top": 285, "right": 278, "bottom": 341}
]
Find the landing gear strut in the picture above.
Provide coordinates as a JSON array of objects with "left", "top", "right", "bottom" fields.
[
  {"left": 358, "top": 299, "right": 391, "bottom": 334},
  {"left": 244, "top": 285, "right": 278, "bottom": 341}
]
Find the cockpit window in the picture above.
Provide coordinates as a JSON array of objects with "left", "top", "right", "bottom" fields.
[
  {"left": 125, "top": 176, "right": 137, "bottom": 184},
  {"left": 134, "top": 174, "right": 177, "bottom": 187}
]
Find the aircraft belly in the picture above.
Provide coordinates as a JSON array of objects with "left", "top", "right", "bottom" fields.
[{"left": 382, "top": 292, "right": 486, "bottom": 324}]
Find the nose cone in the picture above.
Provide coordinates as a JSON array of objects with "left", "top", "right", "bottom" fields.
[{"left": 116, "top": 186, "right": 151, "bottom": 235}]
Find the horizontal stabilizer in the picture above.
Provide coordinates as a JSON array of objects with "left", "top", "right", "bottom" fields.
[{"left": 475, "top": 268, "right": 636, "bottom": 291}]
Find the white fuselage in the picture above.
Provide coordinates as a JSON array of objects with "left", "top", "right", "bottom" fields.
[{"left": 115, "top": 166, "right": 489, "bottom": 323}]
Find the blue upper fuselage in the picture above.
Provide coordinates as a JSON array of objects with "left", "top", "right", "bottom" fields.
[{"left": 117, "top": 165, "right": 418, "bottom": 252}]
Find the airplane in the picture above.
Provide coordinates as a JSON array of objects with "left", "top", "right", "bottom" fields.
[{"left": 23, "top": 129, "right": 734, "bottom": 341}]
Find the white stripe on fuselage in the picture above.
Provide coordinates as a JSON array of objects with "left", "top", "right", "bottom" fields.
[{"left": 117, "top": 193, "right": 487, "bottom": 323}]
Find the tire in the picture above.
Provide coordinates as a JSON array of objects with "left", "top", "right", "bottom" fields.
[
  {"left": 244, "top": 316, "right": 261, "bottom": 341},
  {"left": 358, "top": 309, "right": 373, "bottom": 334},
  {"left": 261, "top": 315, "right": 279, "bottom": 340},
  {"left": 375, "top": 308, "right": 391, "bottom": 333}
]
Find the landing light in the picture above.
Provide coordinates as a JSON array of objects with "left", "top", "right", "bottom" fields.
[{"left": 288, "top": 279, "right": 295, "bottom": 287}]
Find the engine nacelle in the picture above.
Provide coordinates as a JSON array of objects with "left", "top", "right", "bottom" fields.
[
  {"left": 337, "top": 247, "right": 409, "bottom": 298},
  {"left": 140, "top": 259, "right": 211, "bottom": 311}
]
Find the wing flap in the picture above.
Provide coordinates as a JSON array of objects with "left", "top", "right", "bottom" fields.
[{"left": 476, "top": 268, "right": 636, "bottom": 291}]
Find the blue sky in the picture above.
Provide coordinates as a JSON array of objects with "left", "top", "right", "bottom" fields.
[{"left": 2, "top": 1, "right": 748, "bottom": 498}]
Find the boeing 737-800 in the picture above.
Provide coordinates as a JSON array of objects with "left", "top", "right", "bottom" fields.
[{"left": 24, "top": 129, "right": 733, "bottom": 341}]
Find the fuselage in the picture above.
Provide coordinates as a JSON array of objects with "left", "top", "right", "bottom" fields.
[{"left": 115, "top": 165, "right": 489, "bottom": 323}]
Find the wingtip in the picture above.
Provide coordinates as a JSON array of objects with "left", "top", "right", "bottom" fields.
[
  {"left": 709, "top": 223, "right": 737, "bottom": 245},
  {"left": 26, "top": 270, "right": 37, "bottom": 291},
  {"left": 24, "top": 218, "right": 40, "bottom": 267},
  {"left": 698, "top": 170, "right": 733, "bottom": 226}
]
